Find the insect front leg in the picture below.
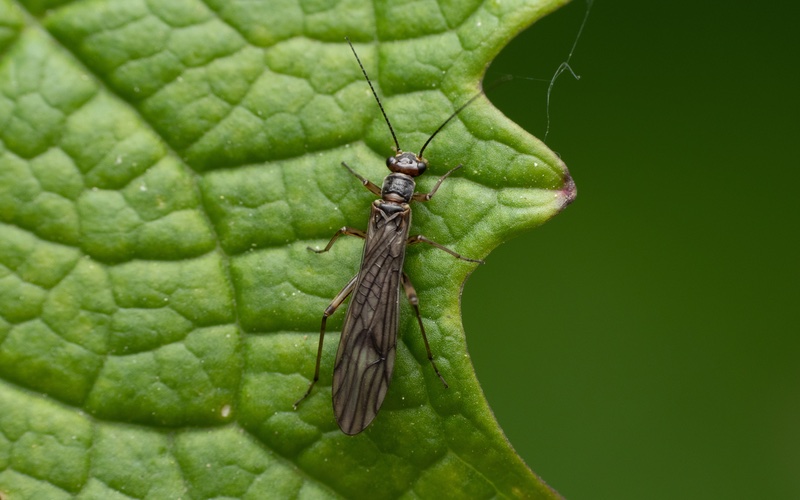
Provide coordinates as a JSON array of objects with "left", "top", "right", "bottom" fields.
[
  {"left": 407, "top": 235, "right": 485, "bottom": 264},
  {"left": 294, "top": 274, "right": 359, "bottom": 409},
  {"left": 308, "top": 227, "right": 366, "bottom": 253},
  {"left": 401, "top": 272, "right": 448, "bottom": 388},
  {"left": 412, "top": 165, "right": 462, "bottom": 202},
  {"left": 341, "top": 161, "right": 381, "bottom": 196}
]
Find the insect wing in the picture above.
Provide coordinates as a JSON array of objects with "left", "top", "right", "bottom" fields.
[{"left": 332, "top": 203, "right": 411, "bottom": 434}]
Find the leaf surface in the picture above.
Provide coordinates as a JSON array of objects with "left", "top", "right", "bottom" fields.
[{"left": 0, "top": 0, "right": 574, "bottom": 497}]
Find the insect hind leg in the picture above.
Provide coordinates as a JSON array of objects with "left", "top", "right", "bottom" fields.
[
  {"left": 401, "top": 272, "right": 448, "bottom": 389},
  {"left": 294, "top": 274, "right": 358, "bottom": 409}
]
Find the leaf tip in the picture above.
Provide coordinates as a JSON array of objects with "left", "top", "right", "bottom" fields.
[{"left": 558, "top": 169, "right": 577, "bottom": 210}]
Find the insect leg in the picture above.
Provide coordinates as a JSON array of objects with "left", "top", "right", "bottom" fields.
[
  {"left": 308, "top": 227, "right": 366, "bottom": 253},
  {"left": 294, "top": 274, "right": 359, "bottom": 409},
  {"left": 412, "top": 165, "right": 463, "bottom": 202},
  {"left": 341, "top": 162, "right": 381, "bottom": 196},
  {"left": 407, "top": 235, "right": 485, "bottom": 264},
  {"left": 401, "top": 272, "right": 448, "bottom": 389}
]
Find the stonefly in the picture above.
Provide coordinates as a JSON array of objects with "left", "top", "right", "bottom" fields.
[{"left": 294, "top": 37, "right": 485, "bottom": 435}]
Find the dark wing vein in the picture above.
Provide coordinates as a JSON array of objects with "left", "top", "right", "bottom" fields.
[{"left": 332, "top": 204, "right": 410, "bottom": 434}]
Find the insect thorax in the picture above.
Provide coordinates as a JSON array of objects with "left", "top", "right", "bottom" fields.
[{"left": 381, "top": 173, "right": 415, "bottom": 203}]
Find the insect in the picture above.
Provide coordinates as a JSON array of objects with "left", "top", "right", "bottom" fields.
[{"left": 293, "top": 38, "right": 486, "bottom": 435}]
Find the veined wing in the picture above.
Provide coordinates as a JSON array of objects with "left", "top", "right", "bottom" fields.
[{"left": 332, "top": 203, "right": 411, "bottom": 434}]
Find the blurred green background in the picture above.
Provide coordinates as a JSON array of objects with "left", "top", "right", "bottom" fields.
[{"left": 465, "top": 1, "right": 800, "bottom": 498}]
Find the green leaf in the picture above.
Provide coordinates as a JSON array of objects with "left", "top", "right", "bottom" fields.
[{"left": 0, "top": 0, "right": 574, "bottom": 497}]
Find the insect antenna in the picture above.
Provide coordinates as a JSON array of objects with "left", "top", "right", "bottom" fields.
[
  {"left": 418, "top": 75, "right": 513, "bottom": 158},
  {"left": 345, "top": 37, "right": 401, "bottom": 152}
]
